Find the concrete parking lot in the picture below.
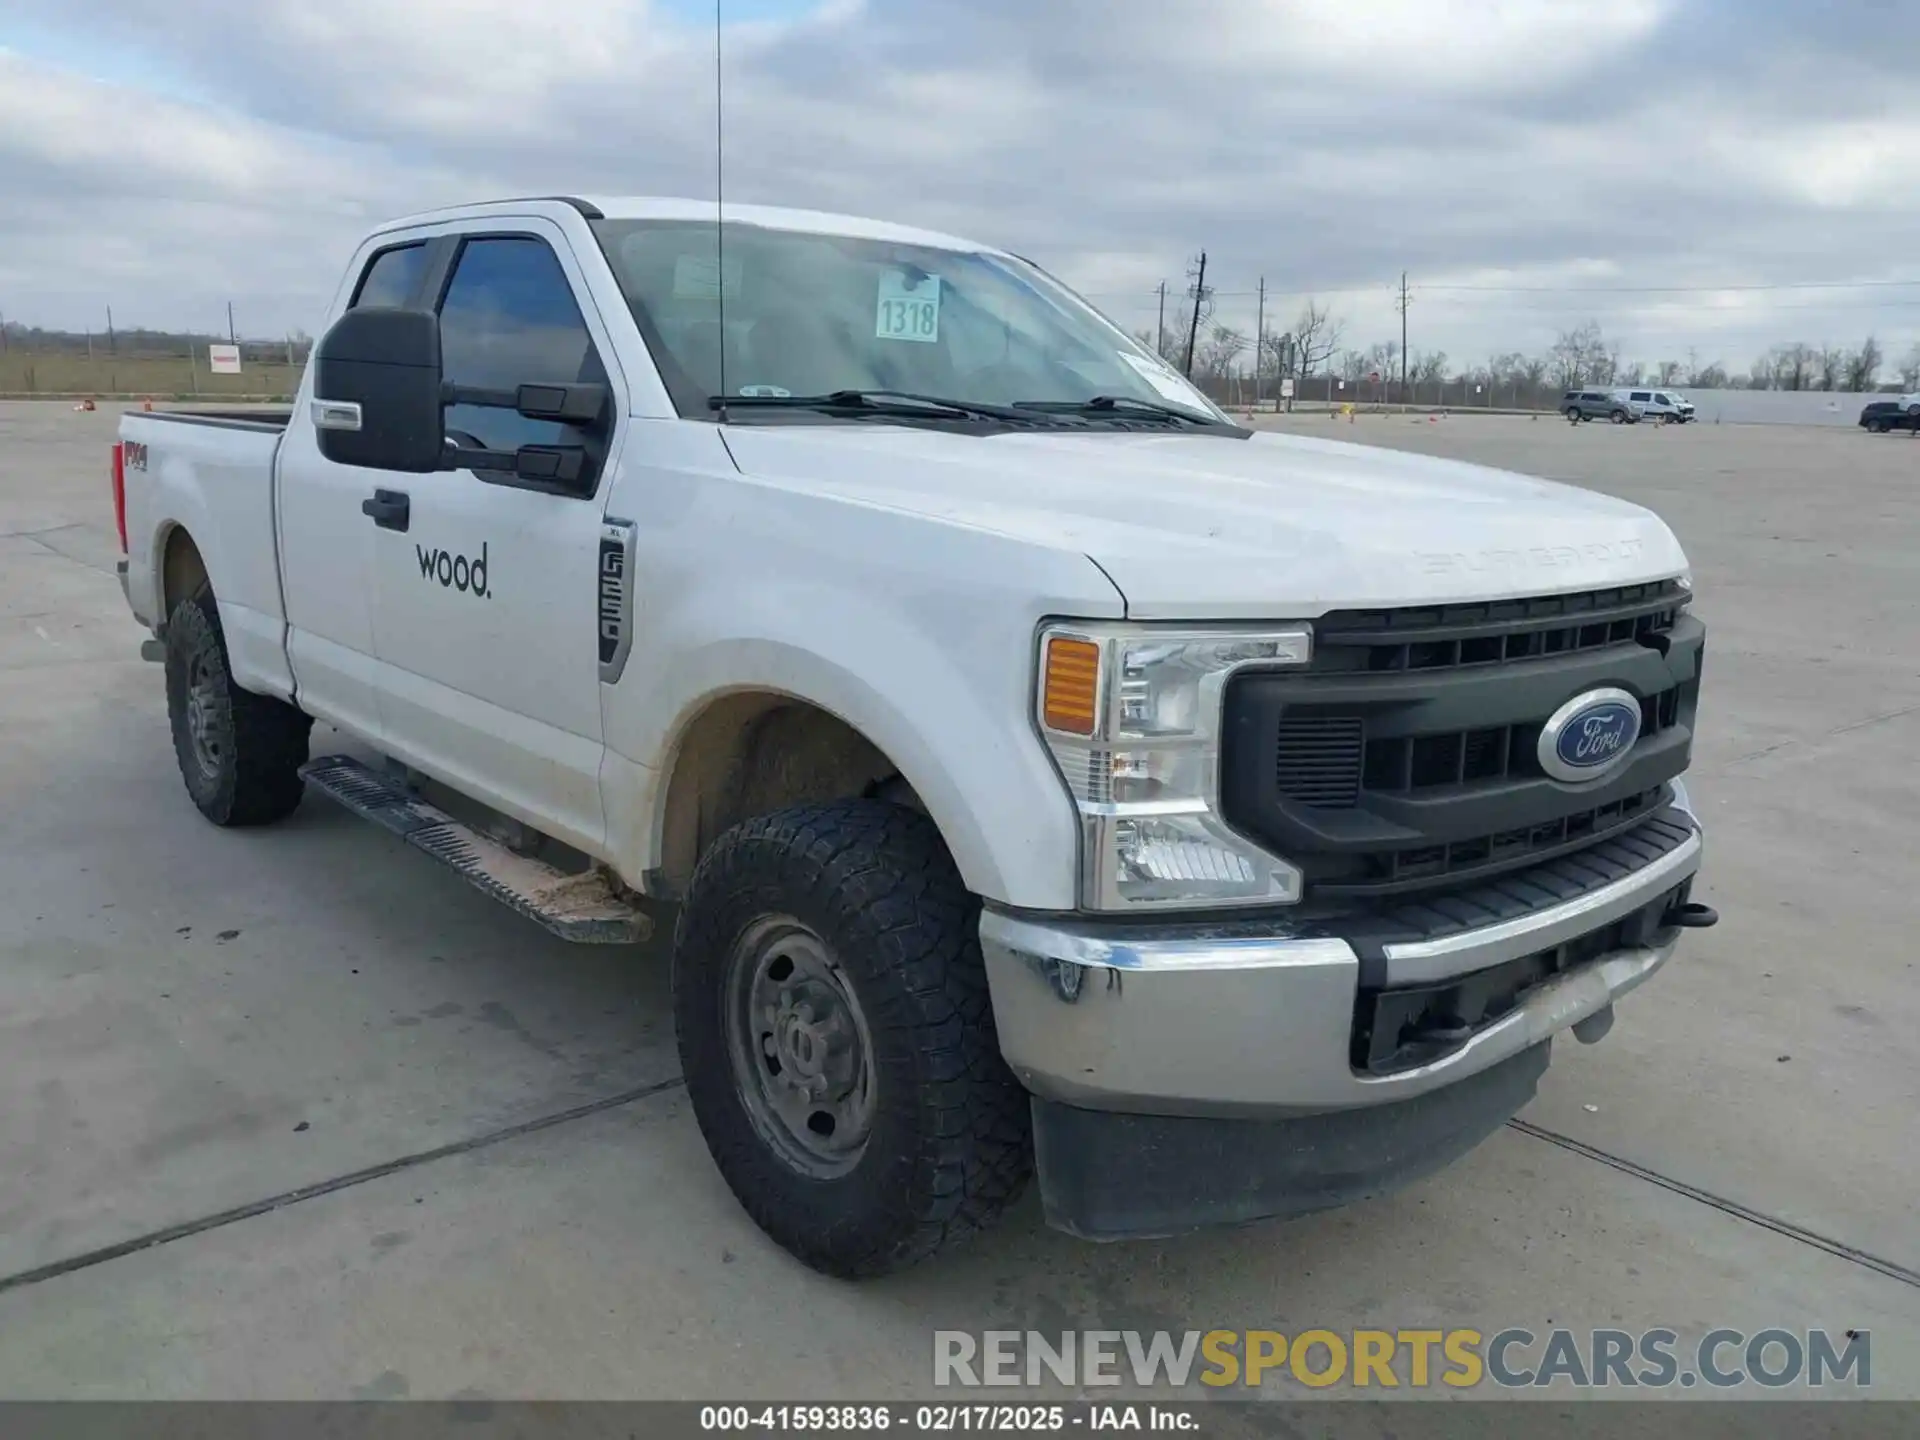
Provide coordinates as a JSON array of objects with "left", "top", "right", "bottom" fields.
[{"left": 0, "top": 400, "right": 1914, "bottom": 1401}]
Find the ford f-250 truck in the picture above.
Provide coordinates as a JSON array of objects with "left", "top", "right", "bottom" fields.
[{"left": 114, "top": 195, "right": 1715, "bottom": 1277}]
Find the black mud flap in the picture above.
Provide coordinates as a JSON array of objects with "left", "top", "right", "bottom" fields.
[{"left": 1032, "top": 1043, "right": 1550, "bottom": 1241}]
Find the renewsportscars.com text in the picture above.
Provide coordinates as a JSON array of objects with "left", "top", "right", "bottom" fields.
[{"left": 933, "top": 1328, "right": 1869, "bottom": 1391}]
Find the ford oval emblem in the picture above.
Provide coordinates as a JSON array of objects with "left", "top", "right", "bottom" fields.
[{"left": 1538, "top": 687, "right": 1642, "bottom": 783}]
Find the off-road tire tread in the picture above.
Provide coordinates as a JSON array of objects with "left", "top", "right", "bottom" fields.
[
  {"left": 165, "top": 590, "right": 312, "bottom": 826},
  {"left": 674, "top": 799, "right": 1032, "bottom": 1278}
]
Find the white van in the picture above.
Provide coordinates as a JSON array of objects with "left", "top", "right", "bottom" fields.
[{"left": 1621, "top": 389, "right": 1695, "bottom": 423}]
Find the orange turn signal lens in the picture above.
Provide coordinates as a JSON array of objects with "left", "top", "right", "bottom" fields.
[{"left": 1042, "top": 636, "right": 1101, "bottom": 735}]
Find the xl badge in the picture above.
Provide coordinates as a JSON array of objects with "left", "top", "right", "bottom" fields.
[{"left": 1539, "top": 687, "right": 1641, "bottom": 783}]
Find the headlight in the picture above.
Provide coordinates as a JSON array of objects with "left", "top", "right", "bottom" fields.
[{"left": 1036, "top": 624, "right": 1312, "bottom": 910}]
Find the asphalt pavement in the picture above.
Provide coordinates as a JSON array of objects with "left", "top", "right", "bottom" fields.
[{"left": 0, "top": 402, "right": 1913, "bottom": 1401}]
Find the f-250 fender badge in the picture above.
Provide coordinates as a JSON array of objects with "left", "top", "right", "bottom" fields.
[{"left": 598, "top": 518, "right": 636, "bottom": 683}]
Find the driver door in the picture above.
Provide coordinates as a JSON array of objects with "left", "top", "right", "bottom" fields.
[{"left": 366, "top": 225, "right": 621, "bottom": 855}]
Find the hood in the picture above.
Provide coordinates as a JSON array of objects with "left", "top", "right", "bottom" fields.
[{"left": 718, "top": 424, "right": 1688, "bottom": 620}]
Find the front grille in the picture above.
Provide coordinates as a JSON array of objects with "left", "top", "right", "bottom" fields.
[{"left": 1221, "top": 584, "right": 1704, "bottom": 905}]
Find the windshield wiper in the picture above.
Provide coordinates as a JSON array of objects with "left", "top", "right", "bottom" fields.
[
  {"left": 710, "top": 390, "right": 1037, "bottom": 423},
  {"left": 1013, "top": 395, "right": 1222, "bottom": 425}
]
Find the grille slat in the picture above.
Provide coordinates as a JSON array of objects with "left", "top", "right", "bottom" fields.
[
  {"left": 1273, "top": 715, "right": 1365, "bottom": 808},
  {"left": 1312, "top": 581, "right": 1688, "bottom": 676},
  {"left": 1314, "top": 785, "right": 1668, "bottom": 896}
]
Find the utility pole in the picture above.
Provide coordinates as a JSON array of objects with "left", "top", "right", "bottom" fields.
[
  {"left": 1253, "top": 277, "right": 1266, "bottom": 410},
  {"left": 106, "top": 304, "right": 116, "bottom": 354},
  {"left": 1396, "top": 272, "right": 1411, "bottom": 409},
  {"left": 227, "top": 302, "right": 237, "bottom": 345},
  {"left": 1182, "top": 251, "right": 1208, "bottom": 380},
  {"left": 1155, "top": 281, "right": 1167, "bottom": 359}
]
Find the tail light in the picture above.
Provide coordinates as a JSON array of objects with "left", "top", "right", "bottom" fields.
[{"left": 110, "top": 442, "right": 128, "bottom": 553}]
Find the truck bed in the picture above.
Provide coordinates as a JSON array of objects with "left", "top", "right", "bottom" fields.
[{"left": 120, "top": 408, "right": 294, "bottom": 700}]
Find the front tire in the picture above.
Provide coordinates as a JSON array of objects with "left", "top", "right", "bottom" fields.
[
  {"left": 674, "top": 800, "right": 1032, "bottom": 1278},
  {"left": 1564, "top": 406, "right": 1581, "bottom": 423},
  {"left": 1609, "top": 408, "right": 1629, "bottom": 424},
  {"left": 1869, "top": 419, "right": 1888, "bottom": 434},
  {"left": 164, "top": 590, "right": 312, "bottom": 825}
]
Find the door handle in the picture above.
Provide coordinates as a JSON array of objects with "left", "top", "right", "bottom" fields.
[{"left": 361, "top": 489, "right": 411, "bottom": 532}]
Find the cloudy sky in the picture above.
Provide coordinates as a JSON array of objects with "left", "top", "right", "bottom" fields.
[{"left": 5, "top": 0, "right": 1919, "bottom": 377}]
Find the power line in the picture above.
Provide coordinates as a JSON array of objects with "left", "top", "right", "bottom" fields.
[
  {"left": 1424, "top": 278, "right": 1920, "bottom": 294},
  {"left": 1082, "top": 277, "right": 1920, "bottom": 300}
]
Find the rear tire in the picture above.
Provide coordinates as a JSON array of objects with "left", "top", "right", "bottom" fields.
[
  {"left": 1564, "top": 406, "right": 1581, "bottom": 423},
  {"left": 1609, "top": 408, "right": 1628, "bottom": 424},
  {"left": 674, "top": 799, "right": 1032, "bottom": 1278},
  {"left": 1869, "top": 419, "right": 1888, "bottom": 434},
  {"left": 164, "top": 590, "right": 312, "bottom": 826}
]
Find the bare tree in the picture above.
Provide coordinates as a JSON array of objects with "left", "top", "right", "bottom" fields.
[
  {"left": 1410, "top": 349, "right": 1449, "bottom": 387},
  {"left": 1815, "top": 344, "right": 1844, "bottom": 391},
  {"left": 1845, "top": 336, "right": 1882, "bottom": 393},
  {"left": 1656, "top": 360, "right": 1682, "bottom": 386},
  {"left": 1618, "top": 360, "right": 1647, "bottom": 387},
  {"left": 1771, "top": 343, "right": 1816, "bottom": 391},
  {"left": 1691, "top": 361, "right": 1728, "bottom": 389},
  {"left": 1897, "top": 342, "right": 1920, "bottom": 390},
  {"left": 1274, "top": 299, "right": 1344, "bottom": 382},
  {"left": 1550, "top": 321, "right": 1609, "bottom": 389},
  {"left": 1192, "top": 323, "right": 1249, "bottom": 383}
]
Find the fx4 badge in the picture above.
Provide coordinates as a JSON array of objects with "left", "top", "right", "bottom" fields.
[{"left": 599, "top": 518, "right": 636, "bottom": 683}]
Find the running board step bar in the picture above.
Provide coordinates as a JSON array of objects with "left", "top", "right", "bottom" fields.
[{"left": 298, "top": 755, "right": 652, "bottom": 945}]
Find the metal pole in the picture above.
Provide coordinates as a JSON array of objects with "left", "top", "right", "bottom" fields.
[
  {"left": 1183, "top": 252, "right": 1207, "bottom": 379},
  {"left": 107, "top": 304, "right": 116, "bottom": 354},
  {"left": 1155, "top": 282, "right": 1167, "bottom": 358},
  {"left": 1253, "top": 277, "right": 1265, "bottom": 411},
  {"left": 1399, "top": 272, "right": 1409, "bottom": 412},
  {"left": 227, "top": 302, "right": 236, "bottom": 345}
]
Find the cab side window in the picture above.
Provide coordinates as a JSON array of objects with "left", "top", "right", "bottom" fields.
[
  {"left": 437, "top": 236, "right": 608, "bottom": 470},
  {"left": 352, "top": 243, "right": 429, "bottom": 309}
]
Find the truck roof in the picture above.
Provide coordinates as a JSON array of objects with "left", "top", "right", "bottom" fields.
[{"left": 368, "top": 195, "right": 1003, "bottom": 257}]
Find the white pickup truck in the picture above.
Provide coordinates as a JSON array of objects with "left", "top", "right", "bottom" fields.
[{"left": 114, "top": 195, "right": 1715, "bottom": 1277}]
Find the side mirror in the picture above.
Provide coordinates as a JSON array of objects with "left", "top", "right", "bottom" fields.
[{"left": 311, "top": 308, "right": 445, "bottom": 472}]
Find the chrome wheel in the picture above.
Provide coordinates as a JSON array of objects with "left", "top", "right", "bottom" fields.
[
  {"left": 723, "top": 915, "right": 876, "bottom": 1178},
  {"left": 185, "top": 654, "right": 226, "bottom": 779}
]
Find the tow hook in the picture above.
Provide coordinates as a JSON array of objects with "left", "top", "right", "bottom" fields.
[{"left": 1665, "top": 901, "right": 1719, "bottom": 930}]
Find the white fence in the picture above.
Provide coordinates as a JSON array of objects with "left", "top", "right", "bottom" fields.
[{"left": 1676, "top": 389, "right": 1890, "bottom": 428}]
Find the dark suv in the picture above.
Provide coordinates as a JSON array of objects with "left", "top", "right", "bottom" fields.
[{"left": 1562, "top": 389, "right": 1634, "bottom": 423}]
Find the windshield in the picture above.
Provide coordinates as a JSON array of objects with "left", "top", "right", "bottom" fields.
[{"left": 588, "top": 219, "right": 1227, "bottom": 424}]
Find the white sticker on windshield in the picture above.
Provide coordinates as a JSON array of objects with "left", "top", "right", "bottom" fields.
[
  {"left": 737, "top": 384, "right": 790, "bottom": 397},
  {"left": 1119, "top": 351, "right": 1206, "bottom": 406},
  {"left": 672, "top": 253, "right": 742, "bottom": 300},
  {"left": 875, "top": 272, "right": 941, "bottom": 343}
]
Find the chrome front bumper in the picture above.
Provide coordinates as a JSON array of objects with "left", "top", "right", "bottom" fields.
[{"left": 981, "top": 784, "right": 1702, "bottom": 1118}]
